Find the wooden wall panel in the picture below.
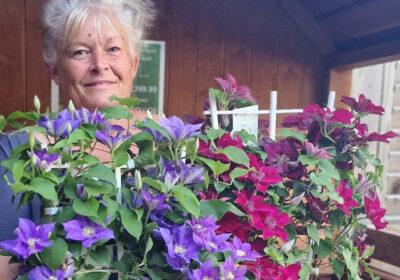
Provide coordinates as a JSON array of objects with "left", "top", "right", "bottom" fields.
[
  {"left": 166, "top": 0, "right": 196, "bottom": 117},
  {"left": 25, "top": 0, "right": 50, "bottom": 112},
  {"left": 193, "top": 0, "right": 224, "bottom": 115},
  {"left": 0, "top": 0, "right": 25, "bottom": 116}
]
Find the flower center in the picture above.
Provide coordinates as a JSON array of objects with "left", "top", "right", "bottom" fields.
[
  {"left": 48, "top": 277, "right": 57, "bottom": 280},
  {"left": 251, "top": 171, "right": 265, "bottom": 181},
  {"left": 226, "top": 272, "right": 235, "bottom": 279},
  {"left": 236, "top": 249, "right": 246, "bottom": 257},
  {"left": 82, "top": 226, "right": 95, "bottom": 238},
  {"left": 174, "top": 245, "right": 186, "bottom": 255},
  {"left": 27, "top": 238, "right": 37, "bottom": 249},
  {"left": 202, "top": 277, "right": 212, "bottom": 280},
  {"left": 207, "top": 241, "right": 218, "bottom": 250},
  {"left": 195, "top": 224, "right": 205, "bottom": 233},
  {"left": 264, "top": 216, "right": 276, "bottom": 228},
  {"left": 245, "top": 201, "right": 255, "bottom": 212}
]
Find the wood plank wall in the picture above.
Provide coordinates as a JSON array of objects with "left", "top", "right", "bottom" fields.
[
  {"left": 0, "top": 0, "right": 327, "bottom": 120},
  {"left": 150, "top": 0, "right": 328, "bottom": 118}
]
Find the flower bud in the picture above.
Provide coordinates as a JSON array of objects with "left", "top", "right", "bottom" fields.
[
  {"left": 194, "top": 138, "right": 200, "bottom": 154},
  {"left": 68, "top": 100, "right": 75, "bottom": 115},
  {"left": 67, "top": 123, "right": 72, "bottom": 135},
  {"left": 33, "top": 95, "right": 41, "bottom": 112},
  {"left": 135, "top": 170, "right": 142, "bottom": 191},
  {"left": 146, "top": 110, "right": 153, "bottom": 120},
  {"left": 29, "top": 131, "right": 35, "bottom": 149}
]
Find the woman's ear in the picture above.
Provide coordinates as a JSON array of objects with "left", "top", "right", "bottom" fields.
[
  {"left": 131, "top": 56, "right": 139, "bottom": 79},
  {"left": 45, "top": 63, "right": 60, "bottom": 85}
]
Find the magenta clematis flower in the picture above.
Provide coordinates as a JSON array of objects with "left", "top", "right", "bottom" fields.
[
  {"left": 0, "top": 218, "right": 55, "bottom": 260},
  {"left": 245, "top": 256, "right": 280, "bottom": 280},
  {"left": 304, "top": 142, "right": 333, "bottom": 159},
  {"left": 325, "top": 108, "right": 354, "bottom": 124},
  {"left": 215, "top": 73, "right": 257, "bottom": 104},
  {"left": 340, "top": 94, "right": 384, "bottom": 115},
  {"left": 234, "top": 189, "right": 271, "bottom": 215},
  {"left": 239, "top": 154, "right": 282, "bottom": 193},
  {"left": 251, "top": 204, "right": 290, "bottom": 241},
  {"left": 38, "top": 109, "right": 80, "bottom": 138},
  {"left": 95, "top": 130, "right": 132, "bottom": 151},
  {"left": 198, "top": 133, "right": 244, "bottom": 163},
  {"left": 158, "top": 225, "right": 201, "bottom": 271},
  {"left": 62, "top": 216, "right": 114, "bottom": 248},
  {"left": 217, "top": 212, "right": 253, "bottom": 243},
  {"left": 367, "top": 131, "right": 399, "bottom": 143},
  {"left": 279, "top": 263, "right": 302, "bottom": 280},
  {"left": 28, "top": 264, "right": 73, "bottom": 280},
  {"left": 221, "top": 256, "right": 247, "bottom": 280},
  {"left": 28, "top": 148, "right": 60, "bottom": 172},
  {"left": 306, "top": 195, "right": 329, "bottom": 223},
  {"left": 188, "top": 260, "right": 220, "bottom": 280},
  {"left": 334, "top": 181, "right": 359, "bottom": 217},
  {"left": 160, "top": 116, "right": 203, "bottom": 141},
  {"left": 228, "top": 236, "right": 261, "bottom": 261},
  {"left": 364, "top": 192, "right": 388, "bottom": 230}
]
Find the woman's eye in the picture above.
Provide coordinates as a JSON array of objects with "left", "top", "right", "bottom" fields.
[
  {"left": 72, "top": 50, "right": 88, "bottom": 58},
  {"left": 109, "top": 46, "right": 121, "bottom": 53}
]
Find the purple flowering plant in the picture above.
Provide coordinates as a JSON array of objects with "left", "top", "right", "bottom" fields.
[{"left": 0, "top": 75, "right": 397, "bottom": 280}]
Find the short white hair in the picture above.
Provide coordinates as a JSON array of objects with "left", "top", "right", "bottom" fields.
[{"left": 41, "top": 0, "right": 155, "bottom": 66}]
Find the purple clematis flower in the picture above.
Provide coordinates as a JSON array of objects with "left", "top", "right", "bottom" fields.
[
  {"left": 187, "top": 216, "right": 219, "bottom": 246},
  {"left": 142, "top": 189, "right": 172, "bottom": 212},
  {"left": 228, "top": 236, "right": 261, "bottom": 261},
  {"left": 160, "top": 159, "right": 180, "bottom": 190},
  {"left": 304, "top": 142, "right": 333, "bottom": 159},
  {"left": 160, "top": 116, "right": 203, "bottom": 141},
  {"left": 138, "top": 120, "right": 168, "bottom": 143},
  {"left": 0, "top": 218, "right": 55, "bottom": 260},
  {"left": 28, "top": 265, "right": 73, "bottom": 280},
  {"left": 62, "top": 216, "right": 114, "bottom": 248},
  {"left": 177, "top": 161, "right": 205, "bottom": 185},
  {"left": 28, "top": 149, "right": 60, "bottom": 172},
  {"left": 356, "top": 174, "right": 377, "bottom": 193},
  {"left": 158, "top": 225, "right": 201, "bottom": 271},
  {"left": 221, "top": 256, "right": 247, "bottom": 280},
  {"left": 188, "top": 260, "right": 220, "bottom": 280},
  {"left": 38, "top": 109, "right": 80, "bottom": 138},
  {"left": 203, "top": 232, "right": 230, "bottom": 253},
  {"left": 95, "top": 130, "right": 132, "bottom": 151},
  {"left": 73, "top": 107, "right": 106, "bottom": 126}
]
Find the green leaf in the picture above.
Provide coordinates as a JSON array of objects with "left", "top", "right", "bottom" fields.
[
  {"left": 198, "top": 157, "right": 230, "bottom": 176},
  {"left": 205, "top": 127, "right": 226, "bottom": 141},
  {"left": 219, "top": 146, "right": 249, "bottom": 167},
  {"left": 100, "top": 105, "right": 131, "bottom": 120},
  {"left": 319, "top": 159, "right": 340, "bottom": 180},
  {"left": 89, "top": 245, "right": 110, "bottom": 267},
  {"left": 299, "top": 262, "right": 312, "bottom": 280},
  {"left": 172, "top": 185, "right": 200, "bottom": 219},
  {"left": 324, "top": 227, "right": 333, "bottom": 239},
  {"left": 12, "top": 160, "right": 26, "bottom": 182},
  {"left": 39, "top": 238, "right": 67, "bottom": 270},
  {"left": 142, "top": 177, "right": 166, "bottom": 193},
  {"left": 214, "top": 182, "right": 229, "bottom": 193},
  {"left": 277, "top": 128, "right": 307, "bottom": 142},
  {"left": 314, "top": 239, "right": 332, "bottom": 258},
  {"left": 73, "top": 197, "right": 99, "bottom": 217},
  {"left": 135, "top": 119, "right": 170, "bottom": 139},
  {"left": 84, "top": 182, "right": 114, "bottom": 196},
  {"left": 0, "top": 115, "right": 6, "bottom": 132},
  {"left": 298, "top": 155, "right": 319, "bottom": 167},
  {"left": 361, "top": 245, "right": 375, "bottom": 259},
  {"left": 309, "top": 172, "right": 334, "bottom": 190},
  {"left": 119, "top": 207, "right": 142, "bottom": 240},
  {"left": 333, "top": 259, "right": 345, "bottom": 279},
  {"left": 55, "top": 206, "right": 75, "bottom": 223},
  {"left": 111, "top": 96, "right": 139, "bottom": 108},
  {"left": 85, "top": 164, "right": 116, "bottom": 186},
  {"left": 10, "top": 182, "right": 29, "bottom": 194},
  {"left": 328, "top": 210, "right": 346, "bottom": 230},
  {"left": 75, "top": 272, "right": 108, "bottom": 280},
  {"left": 141, "top": 236, "right": 153, "bottom": 265},
  {"left": 200, "top": 199, "right": 245, "bottom": 220},
  {"left": 342, "top": 248, "right": 359, "bottom": 276},
  {"left": 307, "top": 224, "right": 320, "bottom": 245},
  {"left": 29, "top": 178, "right": 58, "bottom": 202},
  {"left": 67, "top": 128, "right": 90, "bottom": 144},
  {"left": 53, "top": 139, "right": 69, "bottom": 150}
]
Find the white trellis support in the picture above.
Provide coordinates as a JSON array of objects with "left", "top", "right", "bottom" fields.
[{"left": 204, "top": 91, "right": 336, "bottom": 140}]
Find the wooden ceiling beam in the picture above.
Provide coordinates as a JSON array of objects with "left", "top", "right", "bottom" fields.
[
  {"left": 278, "top": 0, "right": 335, "bottom": 57},
  {"left": 318, "top": 0, "right": 400, "bottom": 42},
  {"left": 327, "top": 38, "right": 400, "bottom": 69}
]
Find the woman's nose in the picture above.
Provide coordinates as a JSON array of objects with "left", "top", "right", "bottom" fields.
[{"left": 90, "top": 51, "right": 110, "bottom": 73}]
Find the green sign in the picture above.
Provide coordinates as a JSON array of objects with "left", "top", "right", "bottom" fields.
[{"left": 132, "top": 40, "right": 165, "bottom": 115}]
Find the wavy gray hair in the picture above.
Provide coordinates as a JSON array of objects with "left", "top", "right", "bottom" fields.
[{"left": 41, "top": 0, "right": 155, "bottom": 66}]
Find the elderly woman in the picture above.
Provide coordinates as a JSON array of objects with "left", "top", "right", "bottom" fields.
[{"left": 0, "top": 0, "right": 155, "bottom": 278}]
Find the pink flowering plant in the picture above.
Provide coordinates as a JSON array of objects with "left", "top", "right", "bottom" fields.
[{"left": 0, "top": 76, "right": 397, "bottom": 280}]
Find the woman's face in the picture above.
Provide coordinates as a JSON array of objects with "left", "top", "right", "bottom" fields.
[{"left": 52, "top": 13, "right": 138, "bottom": 111}]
